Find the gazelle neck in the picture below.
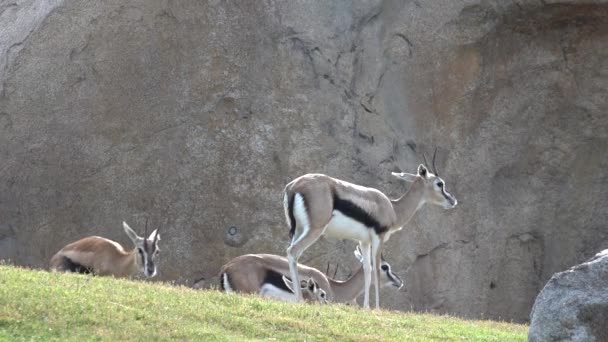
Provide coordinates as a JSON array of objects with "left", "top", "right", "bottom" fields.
[
  {"left": 391, "top": 178, "right": 425, "bottom": 228},
  {"left": 122, "top": 249, "right": 140, "bottom": 276},
  {"left": 327, "top": 265, "right": 366, "bottom": 302}
]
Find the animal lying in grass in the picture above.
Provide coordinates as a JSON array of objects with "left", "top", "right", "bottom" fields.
[
  {"left": 332, "top": 245, "right": 403, "bottom": 305},
  {"left": 49, "top": 221, "right": 160, "bottom": 278},
  {"left": 215, "top": 246, "right": 402, "bottom": 306},
  {"left": 218, "top": 254, "right": 328, "bottom": 304}
]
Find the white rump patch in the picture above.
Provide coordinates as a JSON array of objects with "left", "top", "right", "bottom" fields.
[
  {"left": 293, "top": 193, "right": 310, "bottom": 236},
  {"left": 222, "top": 273, "right": 233, "bottom": 293},
  {"left": 259, "top": 284, "right": 298, "bottom": 302},
  {"left": 283, "top": 192, "right": 290, "bottom": 227}
]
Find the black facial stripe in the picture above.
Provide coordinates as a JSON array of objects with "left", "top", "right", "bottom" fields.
[
  {"left": 441, "top": 188, "right": 451, "bottom": 200},
  {"left": 333, "top": 194, "right": 388, "bottom": 235},
  {"left": 139, "top": 246, "right": 147, "bottom": 266},
  {"left": 142, "top": 239, "right": 157, "bottom": 255},
  {"left": 263, "top": 270, "right": 292, "bottom": 293}
]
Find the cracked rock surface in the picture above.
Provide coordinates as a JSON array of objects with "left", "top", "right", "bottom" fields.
[{"left": 1, "top": 0, "right": 607, "bottom": 322}]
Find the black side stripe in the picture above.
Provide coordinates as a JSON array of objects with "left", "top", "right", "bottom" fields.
[
  {"left": 62, "top": 256, "right": 93, "bottom": 274},
  {"left": 333, "top": 194, "right": 389, "bottom": 235},
  {"left": 287, "top": 193, "right": 296, "bottom": 239},
  {"left": 263, "top": 269, "right": 292, "bottom": 293}
]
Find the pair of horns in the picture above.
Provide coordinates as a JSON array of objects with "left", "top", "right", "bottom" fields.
[
  {"left": 143, "top": 216, "right": 161, "bottom": 244},
  {"left": 422, "top": 148, "right": 439, "bottom": 176}
]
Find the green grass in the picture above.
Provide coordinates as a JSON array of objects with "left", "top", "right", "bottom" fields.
[{"left": 0, "top": 265, "right": 527, "bottom": 341}]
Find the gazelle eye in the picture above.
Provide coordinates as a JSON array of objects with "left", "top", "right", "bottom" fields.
[
  {"left": 138, "top": 248, "right": 144, "bottom": 255},
  {"left": 321, "top": 293, "right": 326, "bottom": 298},
  {"left": 381, "top": 265, "right": 389, "bottom": 271},
  {"left": 437, "top": 182, "right": 443, "bottom": 188}
]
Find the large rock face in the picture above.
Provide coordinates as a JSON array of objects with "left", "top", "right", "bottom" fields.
[
  {"left": 1, "top": 0, "right": 607, "bottom": 322},
  {"left": 529, "top": 250, "right": 608, "bottom": 342}
]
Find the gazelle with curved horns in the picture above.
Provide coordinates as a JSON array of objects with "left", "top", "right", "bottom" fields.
[
  {"left": 284, "top": 150, "right": 457, "bottom": 308},
  {"left": 50, "top": 219, "right": 161, "bottom": 278}
]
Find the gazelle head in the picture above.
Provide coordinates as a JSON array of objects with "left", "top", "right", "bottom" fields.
[
  {"left": 391, "top": 149, "right": 457, "bottom": 209},
  {"left": 282, "top": 276, "right": 328, "bottom": 304},
  {"left": 123, "top": 220, "right": 161, "bottom": 278},
  {"left": 354, "top": 246, "right": 403, "bottom": 289}
]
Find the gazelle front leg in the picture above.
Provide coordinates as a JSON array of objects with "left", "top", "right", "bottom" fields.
[
  {"left": 371, "top": 235, "right": 384, "bottom": 309},
  {"left": 359, "top": 242, "right": 372, "bottom": 309}
]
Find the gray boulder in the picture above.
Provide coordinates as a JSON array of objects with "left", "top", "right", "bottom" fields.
[{"left": 529, "top": 250, "right": 608, "bottom": 342}]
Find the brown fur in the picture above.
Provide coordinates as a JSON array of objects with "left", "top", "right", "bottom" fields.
[
  {"left": 219, "top": 254, "right": 329, "bottom": 302},
  {"left": 50, "top": 236, "right": 138, "bottom": 277},
  {"left": 219, "top": 252, "right": 402, "bottom": 305},
  {"left": 49, "top": 221, "right": 160, "bottom": 278},
  {"left": 284, "top": 165, "right": 457, "bottom": 308}
]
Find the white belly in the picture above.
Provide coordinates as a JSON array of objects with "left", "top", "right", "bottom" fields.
[
  {"left": 323, "top": 211, "right": 372, "bottom": 243},
  {"left": 259, "top": 284, "right": 297, "bottom": 302}
]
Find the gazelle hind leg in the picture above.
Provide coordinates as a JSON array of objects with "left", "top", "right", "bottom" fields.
[
  {"left": 286, "top": 193, "right": 323, "bottom": 302},
  {"left": 359, "top": 242, "right": 372, "bottom": 309},
  {"left": 287, "top": 237, "right": 304, "bottom": 302},
  {"left": 287, "top": 230, "right": 323, "bottom": 302}
]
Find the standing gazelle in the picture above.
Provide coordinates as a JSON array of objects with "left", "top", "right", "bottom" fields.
[
  {"left": 50, "top": 221, "right": 161, "bottom": 278},
  {"left": 284, "top": 153, "right": 457, "bottom": 308}
]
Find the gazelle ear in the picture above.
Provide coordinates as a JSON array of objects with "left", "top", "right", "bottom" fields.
[
  {"left": 123, "top": 221, "right": 141, "bottom": 244},
  {"left": 391, "top": 172, "right": 418, "bottom": 183},
  {"left": 417, "top": 164, "right": 428, "bottom": 177},
  {"left": 306, "top": 278, "right": 316, "bottom": 291},
  {"left": 148, "top": 229, "right": 160, "bottom": 242}
]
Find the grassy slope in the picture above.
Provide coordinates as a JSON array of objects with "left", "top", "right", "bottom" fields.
[{"left": 0, "top": 265, "right": 527, "bottom": 341}]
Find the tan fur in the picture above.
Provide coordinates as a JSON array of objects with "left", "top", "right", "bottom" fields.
[
  {"left": 219, "top": 252, "right": 402, "bottom": 305},
  {"left": 329, "top": 259, "right": 402, "bottom": 304},
  {"left": 50, "top": 236, "right": 139, "bottom": 277},
  {"left": 287, "top": 174, "right": 399, "bottom": 230},
  {"left": 284, "top": 165, "right": 457, "bottom": 308},
  {"left": 219, "top": 254, "right": 328, "bottom": 303},
  {"left": 49, "top": 221, "right": 160, "bottom": 278}
]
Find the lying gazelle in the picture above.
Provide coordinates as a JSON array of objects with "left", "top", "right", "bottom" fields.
[
  {"left": 49, "top": 220, "right": 161, "bottom": 278},
  {"left": 264, "top": 276, "right": 326, "bottom": 303},
  {"left": 333, "top": 245, "right": 403, "bottom": 305},
  {"left": 217, "top": 246, "right": 402, "bottom": 306},
  {"left": 219, "top": 254, "right": 328, "bottom": 304},
  {"left": 284, "top": 150, "right": 457, "bottom": 308}
]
